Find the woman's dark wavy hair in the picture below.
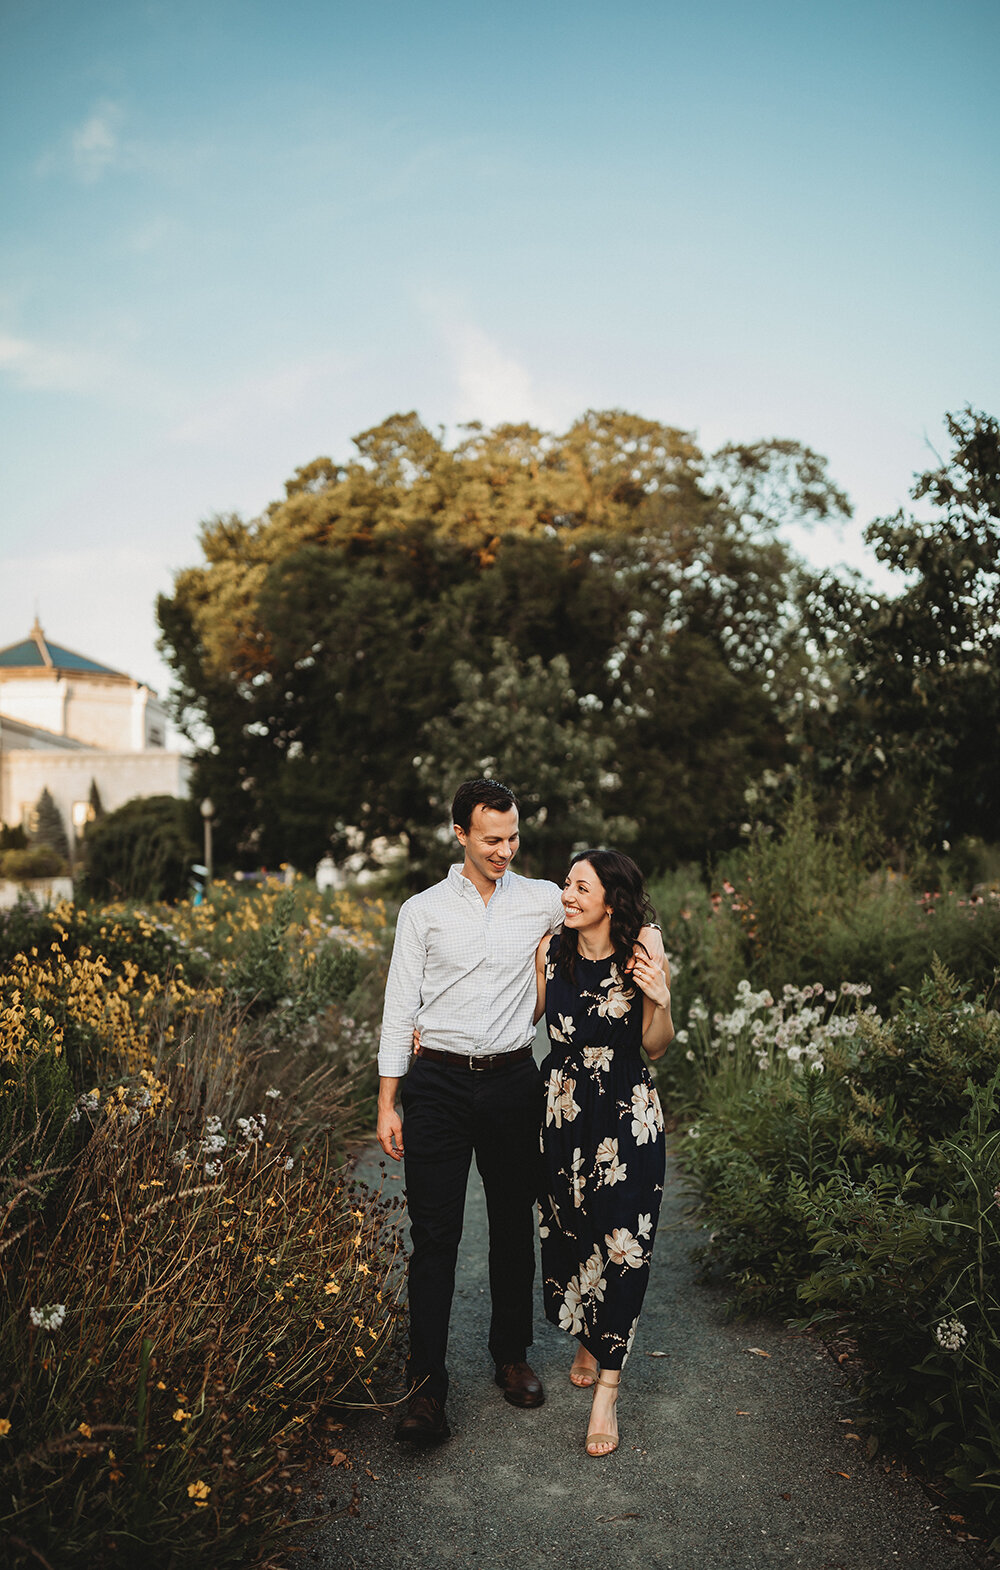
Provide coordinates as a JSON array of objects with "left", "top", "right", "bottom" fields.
[{"left": 556, "top": 848, "right": 655, "bottom": 985}]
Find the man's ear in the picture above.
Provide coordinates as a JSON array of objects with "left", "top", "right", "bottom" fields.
[{"left": 453, "top": 823, "right": 467, "bottom": 848}]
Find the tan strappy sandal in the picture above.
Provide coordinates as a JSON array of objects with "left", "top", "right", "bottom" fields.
[
  {"left": 585, "top": 1371, "right": 620, "bottom": 1457},
  {"left": 569, "top": 1346, "right": 598, "bottom": 1388}
]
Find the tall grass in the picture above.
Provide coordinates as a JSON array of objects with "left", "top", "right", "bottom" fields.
[{"left": 0, "top": 885, "right": 400, "bottom": 1568}]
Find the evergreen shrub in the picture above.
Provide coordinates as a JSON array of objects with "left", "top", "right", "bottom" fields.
[{"left": 80, "top": 796, "right": 197, "bottom": 904}]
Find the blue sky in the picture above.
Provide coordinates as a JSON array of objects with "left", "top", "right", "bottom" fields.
[{"left": 1, "top": 0, "right": 997, "bottom": 700}]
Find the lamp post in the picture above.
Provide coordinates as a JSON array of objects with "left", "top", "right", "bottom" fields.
[{"left": 200, "top": 797, "right": 215, "bottom": 883}]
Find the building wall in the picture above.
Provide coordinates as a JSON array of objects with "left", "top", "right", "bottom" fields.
[
  {"left": 0, "top": 676, "right": 69, "bottom": 737},
  {"left": 1, "top": 749, "right": 192, "bottom": 849},
  {"left": 0, "top": 674, "right": 169, "bottom": 751}
]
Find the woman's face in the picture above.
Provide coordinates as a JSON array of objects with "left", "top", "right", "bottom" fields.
[{"left": 561, "top": 859, "right": 611, "bottom": 933}]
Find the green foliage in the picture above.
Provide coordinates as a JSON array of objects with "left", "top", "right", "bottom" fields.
[
  {"left": 417, "top": 638, "right": 636, "bottom": 877},
  {"left": 801, "top": 407, "right": 1000, "bottom": 846},
  {"left": 0, "top": 885, "right": 398, "bottom": 1570},
  {"left": 678, "top": 963, "right": 1000, "bottom": 1529},
  {"left": 0, "top": 846, "right": 66, "bottom": 881},
  {"left": 651, "top": 793, "right": 1000, "bottom": 1031},
  {"left": 27, "top": 789, "right": 69, "bottom": 865},
  {"left": 80, "top": 796, "right": 197, "bottom": 904},
  {"left": 0, "top": 825, "right": 28, "bottom": 853},
  {"left": 158, "top": 410, "right": 841, "bottom": 876}
]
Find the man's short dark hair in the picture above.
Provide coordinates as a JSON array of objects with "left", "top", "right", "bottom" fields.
[{"left": 451, "top": 778, "right": 518, "bottom": 833}]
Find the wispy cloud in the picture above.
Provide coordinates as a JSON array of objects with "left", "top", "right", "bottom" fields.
[
  {"left": 71, "top": 98, "right": 124, "bottom": 182},
  {"left": 0, "top": 331, "right": 109, "bottom": 393},
  {"left": 33, "top": 99, "right": 128, "bottom": 183},
  {"left": 166, "top": 353, "right": 349, "bottom": 446},
  {"left": 421, "top": 297, "right": 570, "bottom": 431},
  {"left": 447, "top": 319, "right": 555, "bottom": 429}
]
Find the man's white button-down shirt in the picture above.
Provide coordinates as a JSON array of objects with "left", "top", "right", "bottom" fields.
[{"left": 377, "top": 863, "right": 565, "bottom": 1078}]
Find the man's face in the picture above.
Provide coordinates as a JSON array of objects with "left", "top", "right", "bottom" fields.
[{"left": 454, "top": 804, "right": 520, "bottom": 885}]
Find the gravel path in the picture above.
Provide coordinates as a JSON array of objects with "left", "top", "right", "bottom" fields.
[{"left": 305, "top": 1083, "right": 978, "bottom": 1569}]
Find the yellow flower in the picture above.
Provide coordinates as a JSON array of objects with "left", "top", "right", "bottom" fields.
[
  {"left": 323, "top": 1280, "right": 341, "bottom": 1295},
  {"left": 0, "top": 1418, "right": 10, "bottom": 1436},
  {"left": 354, "top": 1346, "right": 365, "bottom": 1358},
  {"left": 78, "top": 1422, "right": 92, "bottom": 1438},
  {"left": 187, "top": 1479, "right": 211, "bottom": 1505},
  {"left": 173, "top": 1408, "right": 191, "bottom": 1422}
]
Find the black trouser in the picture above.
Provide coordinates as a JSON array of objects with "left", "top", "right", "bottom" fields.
[{"left": 399, "top": 1054, "right": 542, "bottom": 1406}]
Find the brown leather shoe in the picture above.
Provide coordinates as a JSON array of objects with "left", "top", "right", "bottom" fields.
[
  {"left": 394, "top": 1393, "right": 451, "bottom": 1445},
  {"left": 494, "top": 1360, "right": 545, "bottom": 1408}
]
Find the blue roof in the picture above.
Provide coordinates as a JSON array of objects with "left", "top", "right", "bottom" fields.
[{"left": 0, "top": 625, "right": 127, "bottom": 677}]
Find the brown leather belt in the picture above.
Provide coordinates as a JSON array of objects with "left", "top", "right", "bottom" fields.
[{"left": 414, "top": 1044, "right": 534, "bottom": 1073}]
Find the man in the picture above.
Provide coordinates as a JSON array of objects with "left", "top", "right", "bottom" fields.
[{"left": 377, "top": 778, "right": 564, "bottom": 1445}]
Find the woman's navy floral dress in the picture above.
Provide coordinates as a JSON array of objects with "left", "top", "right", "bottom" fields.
[{"left": 539, "top": 933, "right": 665, "bottom": 1370}]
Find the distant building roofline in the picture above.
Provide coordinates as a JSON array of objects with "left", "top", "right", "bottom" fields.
[{"left": 0, "top": 620, "right": 154, "bottom": 689}]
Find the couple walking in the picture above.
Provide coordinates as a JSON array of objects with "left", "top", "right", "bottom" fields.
[{"left": 376, "top": 777, "right": 673, "bottom": 1457}]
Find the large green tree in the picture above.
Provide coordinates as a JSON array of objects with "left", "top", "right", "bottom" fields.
[
  {"left": 801, "top": 408, "right": 1000, "bottom": 844},
  {"left": 158, "top": 410, "right": 843, "bottom": 877}
]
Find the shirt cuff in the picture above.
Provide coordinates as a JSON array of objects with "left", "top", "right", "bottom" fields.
[{"left": 377, "top": 1044, "right": 413, "bottom": 1078}]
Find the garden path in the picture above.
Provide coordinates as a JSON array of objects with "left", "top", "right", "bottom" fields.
[{"left": 308, "top": 1087, "right": 979, "bottom": 1570}]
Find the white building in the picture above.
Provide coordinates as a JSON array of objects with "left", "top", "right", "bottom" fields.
[{"left": 0, "top": 621, "right": 190, "bottom": 851}]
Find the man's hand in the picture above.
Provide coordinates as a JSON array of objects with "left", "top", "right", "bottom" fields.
[{"left": 377, "top": 1076, "right": 404, "bottom": 1161}]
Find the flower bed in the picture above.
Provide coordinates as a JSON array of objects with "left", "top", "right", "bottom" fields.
[
  {"left": 673, "top": 962, "right": 1000, "bottom": 1539},
  {"left": 0, "top": 885, "right": 399, "bottom": 1568}
]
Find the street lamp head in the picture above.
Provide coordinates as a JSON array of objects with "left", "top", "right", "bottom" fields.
[{"left": 200, "top": 797, "right": 215, "bottom": 820}]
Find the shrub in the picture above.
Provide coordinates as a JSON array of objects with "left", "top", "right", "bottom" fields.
[
  {"left": 649, "top": 796, "right": 1000, "bottom": 1029},
  {"left": 0, "top": 846, "right": 67, "bottom": 881},
  {"left": 677, "top": 962, "right": 1000, "bottom": 1531},
  {"left": 80, "top": 796, "right": 197, "bottom": 905}
]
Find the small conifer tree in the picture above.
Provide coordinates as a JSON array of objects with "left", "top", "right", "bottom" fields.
[{"left": 31, "top": 787, "right": 70, "bottom": 863}]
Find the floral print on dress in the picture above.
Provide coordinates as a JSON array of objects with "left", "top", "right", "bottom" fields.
[
  {"left": 595, "top": 1136, "right": 627, "bottom": 1186},
  {"left": 539, "top": 933, "right": 665, "bottom": 1372},
  {"left": 582, "top": 1044, "right": 613, "bottom": 1073},
  {"left": 544, "top": 1066, "right": 581, "bottom": 1128},
  {"left": 548, "top": 1012, "right": 577, "bottom": 1044},
  {"left": 628, "top": 1080, "right": 663, "bottom": 1146},
  {"left": 594, "top": 966, "right": 635, "bottom": 1020}
]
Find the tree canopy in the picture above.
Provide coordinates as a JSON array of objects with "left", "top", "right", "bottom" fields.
[
  {"left": 157, "top": 408, "right": 858, "bottom": 880},
  {"left": 800, "top": 407, "right": 1000, "bottom": 845}
]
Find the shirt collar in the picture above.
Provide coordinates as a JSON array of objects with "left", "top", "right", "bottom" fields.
[{"left": 448, "top": 862, "right": 509, "bottom": 899}]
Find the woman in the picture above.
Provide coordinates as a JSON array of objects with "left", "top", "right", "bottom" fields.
[{"left": 534, "top": 849, "right": 673, "bottom": 1458}]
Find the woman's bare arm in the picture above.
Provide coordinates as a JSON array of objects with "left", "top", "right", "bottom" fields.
[
  {"left": 634, "top": 944, "right": 674, "bottom": 1061},
  {"left": 533, "top": 933, "right": 550, "bottom": 1024}
]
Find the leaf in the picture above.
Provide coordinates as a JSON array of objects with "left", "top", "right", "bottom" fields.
[
  {"left": 645, "top": 1350, "right": 669, "bottom": 1358},
  {"left": 745, "top": 1347, "right": 771, "bottom": 1358},
  {"left": 329, "top": 1449, "right": 348, "bottom": 1467}
]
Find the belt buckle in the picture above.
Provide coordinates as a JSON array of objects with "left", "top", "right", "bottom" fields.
[{"left": 469, "top": 1054, "right": 490, "bottom": 1072}]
